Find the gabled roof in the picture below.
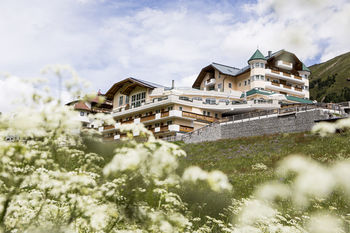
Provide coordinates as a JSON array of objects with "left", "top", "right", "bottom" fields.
[
  {"left": 192, "top": 62, "right": 250, "bottom": 89},
  {"left": 105, "top": 77, "right": 167, "bottom": 99},
  {"left": 211, "top": 63, "right": 240, "bottom": 76},
  {"left": 74, "top": 101, "right": 90, "bottom": 111},
  {"left": 248, "top": 49, "right": 266, "bottom": 62}
]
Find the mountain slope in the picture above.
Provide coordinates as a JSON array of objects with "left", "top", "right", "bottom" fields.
[{"left": 309, "top": 51, "right": 350, "bottom": 102}]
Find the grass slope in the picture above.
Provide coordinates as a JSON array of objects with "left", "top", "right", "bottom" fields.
[
  {"left": 178, "top": 132, "right": 350, "bottom": 199},
  {"left": 309, "top": 51, "right": 350, "bottom": 102}
]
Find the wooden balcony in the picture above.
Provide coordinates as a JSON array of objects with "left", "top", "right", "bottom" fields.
[
  {"left": 283, "top": 84, "right": 291, "bottom": 89},
  {"left": 104, "top": 125, "right": 115, "bottom": 130},
  {"left": 283, "top": 72, "right": 291, "bottom": 77},
  {"left": 179, "top": 125, "right": 194, "bottom": 132},
  {"left": 294, "top": 87, "right": 302, "bottom": 92},
  {"left": 122, "top": 119, "right": 134, "bottom": 124},
  {"left": 161, "top": 111, "right": 169, "bottom": 117},
  {"left": 271, "top": 82, "right": 280, "bottom": 86},
  {"left": 294, "top": 75, "right": 302, "bottom": 80},
  {"left": 282, "top": 61, "right": 292, "bottom": 66},
  {"left": 182, "top": 111, "right": 217, "bottom": 123},
  {"left": 271, "top": 70, "right": 280, "bottom": 74},
  {"left": 141, "top": 114, "right": 155, "bottom": 122}
]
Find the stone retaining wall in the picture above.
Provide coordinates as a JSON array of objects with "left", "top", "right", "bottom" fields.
[{"left": 183, "top": 109, "right": 332, "bottom": 144}]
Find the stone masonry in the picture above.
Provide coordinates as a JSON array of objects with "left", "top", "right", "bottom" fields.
[{"left": 182, "top": 109, "right": 333, "bottom": 144}]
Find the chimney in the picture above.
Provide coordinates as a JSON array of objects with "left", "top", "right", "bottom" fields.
[
  {"left": 268, "top": 51, "right": 272, "bottom": 57},
  {"left": 171, "top": 80, "right": 175, "bottom": 89}
]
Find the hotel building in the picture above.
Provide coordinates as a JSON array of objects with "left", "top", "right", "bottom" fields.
[
  {"left": 66, "top": 91, "right": 113, "bottom": 129},
  {"left": 101, "top": 49, "right": 312, "bottom": 141}
]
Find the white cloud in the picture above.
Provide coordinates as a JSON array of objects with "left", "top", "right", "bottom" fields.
[
  {"left": 0, "top": 76, "right": 34, "bottom": 113},
  {"left": 0, "top": 0, "right": 349, "bottom": 113}
]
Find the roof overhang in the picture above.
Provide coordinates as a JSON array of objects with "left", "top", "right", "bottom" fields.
[
  {"left": 192, "top": 64, "right": 215, "bottom": 89},
  {"left": 267, "top": 50, "right": 303, "bottom": 70},
  {"left": 105, "top": 77, "right": 157, "bottom": 100}
]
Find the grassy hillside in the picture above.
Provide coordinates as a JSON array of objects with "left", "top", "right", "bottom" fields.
[
  {"left": 178, "top": 132, "right": 350, "bottom": 199},
  {"left": 309, "top": 51, "right": 350, "bottom": 102}
]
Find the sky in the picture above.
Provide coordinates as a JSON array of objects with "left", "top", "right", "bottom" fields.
[{"left": 1, "top": 0, "right": 350, "bottom": 112}]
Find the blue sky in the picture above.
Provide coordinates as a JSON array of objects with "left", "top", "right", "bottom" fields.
[{"left": 1, "top": 0, "right": 350, "bottom": 111}]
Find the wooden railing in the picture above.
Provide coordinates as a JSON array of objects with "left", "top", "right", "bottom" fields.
[
  {"left": 283, "top": 72, "right": 291, "bottom": 77},
  {"left": 161, "top": 111, "right": 169, "bottom": 117},
  {"left": 104, "top": 125, "right": 114, "bottom": 130},
  {"left": 271, "top": 82, "right": 280, "bottom": 86},
  {"left": 294, "top": 75, "right": 302, "bottom": 80},
  {"left": 271, "top": 70, "right": 280, "bottom": 74},
  {"left": 282, "top": 61, "right": 292, "bottom": 65},
  {"left": 122, "top": 119, "right": 134, "bottom": 124},
  {"left": 283, "top": 85, "right": 291, "bottom": 89},
  {"left": 294, "top": 87, "right": 302, "bottom": 92},
  {"left": 180, "top": 125, "right": 194, "bottom": 132},
  {"left": 182, "top": 111, "right": 217, "bottom": 122},
  {"left": 141, "top": 115, "right": 155, "bottom": 122}
]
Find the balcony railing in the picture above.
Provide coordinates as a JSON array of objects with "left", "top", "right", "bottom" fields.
[
  {"left": 161, "top": 111, "right": 169, "bottom": 117},
  {"left": 182, "top": 111, "right": 217, "bottom": 123},
  {"left": 266, "top": 69, "right": 304, "bottom": 84},
  {"left": 205, "top": 78, "right": 216, "bottom": 86},
  {"left": 276, "top": 60, "right": 293, "bottom": 70},
  {"left": 179, "top": 125, "right": 194, "bottom": 132},
  {"left": 265, "top": 82, "right": 305, "bottom": 96},
  {"left": 141, "top": 115, "right": 155, "bottom": 122}
]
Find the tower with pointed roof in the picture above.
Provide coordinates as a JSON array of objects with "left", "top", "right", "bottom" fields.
[{"left": 248, "top": 49, "right": 268, "bottom": 90}]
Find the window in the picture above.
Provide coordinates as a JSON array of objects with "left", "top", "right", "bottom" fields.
[
  {"left": 203, "top": 111, "right": 206, "bottom": 115},
  {"left": 125, "top": 96, "right": 129, "bottom": 104},
  {"left": 80, "top": 112, "right": 84, "bottom": 116},
  {"left": 215, "top": 113, "right": 218, "bottom": 118},
  {"left": 119, "top": 96, "right": 123, "bottom": 106},
  {"left": 207, "top": 112, "right": 210, "bottom": 116},
  {"left": 248, "top": 79, "right": 250, "bottom": 84},
  {"left": 256, "top": 75, "right": 259, "bottom": 80},
  {"left": 228, "top": 83, "right": 232, "bottom": 88},
  {"left": 267, "top": 78, "right": 270, "bottom": 81},
  {"left": 260, "top": 63, "right": 265, "bottom": 68},
  {"left": 260, "top": 75, "right": 265, "bottom": 80},
  {"left": 244, "top": 80, "right": 247, "bottom": 86},
  {"left": 167, "top": 106, "right": 173, "bottom": 111},
  {"left": 167, "top": 120, "right": 172, "bottom": 125},
  {"left": 179, "top": 96, "right": 190, "bottom": 101},
  {"left": 239, "top": 82, "right": 241, "bottom": 87},
  {"left": 254, "top": 63, "right": 260, "bottom": 68},
  {"left": 179, "top": 106, "right": 183, "bottom": 111},
  {"left": 205, "top": 98, "right": 216, "bottom": 104},
  {"left": 131, "top": 92, "right": 146, "bottom": 108},
  {"left": 192, "top": 97, "right": 202, "bottom": 101},
  {"left": 218, "top": 74, "right": 221, "bottom": 78},
  {"left": 155, "top": 123, "right": 160, "bottom": 127},
  {"left": 156, "top": 109, "right": 160, "bottom": 113},
  {"left": 218, "top": 83, "right": 222, "bottom": 90}
]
